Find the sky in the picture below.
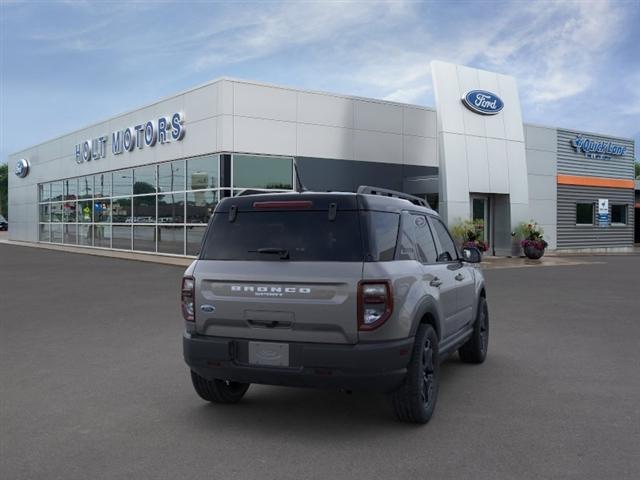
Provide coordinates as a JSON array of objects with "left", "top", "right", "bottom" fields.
[{"left": 1, "top": 0, "right": 639, "bottom": 165}]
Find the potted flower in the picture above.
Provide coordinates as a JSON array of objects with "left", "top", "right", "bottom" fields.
[
  {"left": 518, "top": 221, "right": 548, "bottom": 259},
  {"left": 451, "top": 219, "right": 489, "bottom": 255}
]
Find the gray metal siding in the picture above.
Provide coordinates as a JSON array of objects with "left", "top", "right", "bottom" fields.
[
  {"left": 557, "top": 185, "right": 635, "bottom": 249},
  {"left": 557, "top": 129, "right": 635, "bottom": 179}
]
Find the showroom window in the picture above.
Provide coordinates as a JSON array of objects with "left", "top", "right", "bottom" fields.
[
  {"left": 611, "top": 204, "right": 627, "bottom": 225},
  {"left": 37, "top": 153, "right": 294, "bottom": 256},
  {"left": 576, "top": 203, "right": 595, "bottom": 225}
]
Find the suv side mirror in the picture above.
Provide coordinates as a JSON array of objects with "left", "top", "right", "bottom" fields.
[{"left": 461, "top": 246, "right": 482, "bottom": 263}]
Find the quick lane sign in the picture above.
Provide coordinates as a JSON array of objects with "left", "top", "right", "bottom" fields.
[
  {"left": 74, "top": 112, "right": 185, "bottom": 164},
  {"left": 570, "top": 136, "right": 626, "bottom": 160}
]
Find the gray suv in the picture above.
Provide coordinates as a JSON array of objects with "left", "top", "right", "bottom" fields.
[{"left": 182, "top": 187, "right": 488, "bottom": 423}]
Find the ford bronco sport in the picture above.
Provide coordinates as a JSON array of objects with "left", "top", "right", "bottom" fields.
[{"left": 182, "top": 186, "right": 488, "bottom": 423}]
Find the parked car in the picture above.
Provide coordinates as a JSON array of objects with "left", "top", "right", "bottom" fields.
[
  {"left": 0, "top": 215, "right": 7, "bottom": 231},
  {"left": 181, "top": 186, "right": 488, "bottom": 423}
]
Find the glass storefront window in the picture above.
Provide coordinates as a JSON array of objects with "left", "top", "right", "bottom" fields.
[
  {"left": 94, "top": 173, "right": 112, "bottom": 198},
  {"left": 51, "top": 182, "right": 64, "bottom": 201},
  {"left": 78, "top": 177, "right": 93, "bottom": 199},
  {"left": 112, "top": 225, "right": 131, "bottom": 250},
  {"left": 39, "top": 204, "right": 50, "bottom": 222},
  {"left": 158, "top": 192, "right": 185, "bottom": 223},
  {"left": 64, "top": 179, "right": 78, "bottom": 200},
  {"left": 94, "top": 199, "right": 111, "bottom": 223},
  {"left": 133, "top": 195, "right": 156, "bottom": 223},
  {"left": 39, "top": 224, "right": 50, "bottom": 242},
  {"left": 63, "top": 224, "right": 77, "bottom": 245},
  {"left": 186, "top": 190, "right": 217, "bottom": 224},
  {"left": 39, "top": 184, "right": 50, "bottom": 202},
  {"left": 94, "top": 224, "right": 111, "bottom": 248},
  {"left": 78, "top": 224, "right": 92, "bottom": 246},
  {"left": 62, "top": 202, "right": 77, "bottom": 222},
  {"left": 51, "top": 224, "right": 63, "bottom": 243},
  {"left": 186, "top": 226, "right": 207, "bottom": 256},
  {"left": 113, "top": 170, "right": 132, "bottom": 197},
  {"left": 159, "top": 160, "right": 185, "bottom": 193},
  {"left": 232, "top": 154, "right": 293, "bottom": 190},
  {"left": 576, "top": 203, "right": 594, "bottom": 225},
  {"left": 133, "top": 226, "right": 156, "bottom": 252},
  {"left": 158, "top": 226, "right": 184, "bottom": 255},
  {"left": 51, "top": 203, "right": 63, "bottom": 222},
  {"left": 134, "top": 166, "right": 157, "bottom": 195},
  {"left": 187, "top": 155, "right": 218, "bottom": 190},
  {"left": 78, "top": 200, "right": 92, "bottom": 223},
  {"left": 112, "top": 197, "right": 132, "bottom": 223}
]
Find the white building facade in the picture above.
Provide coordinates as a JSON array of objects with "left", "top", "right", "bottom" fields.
[{"left": 8, "top": 62, "right": 637, "bottom": 257}]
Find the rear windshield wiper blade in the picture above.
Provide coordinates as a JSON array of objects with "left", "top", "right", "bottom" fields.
[{"left": 249, "top": 247, "right": 290, "bottom": 260}]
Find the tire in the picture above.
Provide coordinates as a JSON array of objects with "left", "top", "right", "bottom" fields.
[
  {"left": 390, "top": 324, "right": 439, "bottom": 424},
  {"left": 459, "top": 296, "right": 489, "bottom": 364},
  {"left": 190, "top": 370, "right": 250, "bottom": 404}
]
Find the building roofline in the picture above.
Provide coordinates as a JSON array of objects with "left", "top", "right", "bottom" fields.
[{"left": 9, "top": 77, "right": 436, "bottom": 157}]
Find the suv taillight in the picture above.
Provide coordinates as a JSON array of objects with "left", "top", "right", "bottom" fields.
[
  {"left": 358, "top": 281, "right": 393, "bottom": 331},
  {"left": 181, "top": 276, "right": 195, "bottom": 322}
]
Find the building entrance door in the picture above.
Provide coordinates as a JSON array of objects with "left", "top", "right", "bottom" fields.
[{"left": 471, "top": 195, "right": 491, "bottom": 254}]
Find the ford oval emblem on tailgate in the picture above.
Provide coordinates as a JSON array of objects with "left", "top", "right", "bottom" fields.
[{"left": 200, "top": 304, "right": 216, "bottom": 313}]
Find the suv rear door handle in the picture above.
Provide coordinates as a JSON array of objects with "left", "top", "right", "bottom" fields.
[
  {"left": 430, "top": 277, "right": 443, "bottom": 287},
  {"left": 455, "top": 273, "right": 465, "bottom": 281}
]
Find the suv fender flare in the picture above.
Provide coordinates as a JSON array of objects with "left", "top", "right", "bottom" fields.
[{"left": 409, "top": 297, "right": 442, "bottom": 340}]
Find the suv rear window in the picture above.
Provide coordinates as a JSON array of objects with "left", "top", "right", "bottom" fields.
[
  {"left": 200, "top": 210, "right": 400, "bottom": 262},
  {"left": 201, "top": 211, "right": 364, "bottom": 261}
]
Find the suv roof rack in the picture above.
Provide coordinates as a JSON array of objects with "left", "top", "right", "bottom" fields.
[{"left": 356, "top": 186, "right": 430, "bottom": 208}]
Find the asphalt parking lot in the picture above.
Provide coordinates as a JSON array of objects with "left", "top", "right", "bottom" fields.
[{"left": 1, "top": 244, "right": 639, "bottom": 480}]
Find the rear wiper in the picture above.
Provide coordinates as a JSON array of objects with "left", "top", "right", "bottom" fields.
[{"left": 249, "top": 247, "right": 290, "bottom": 260}]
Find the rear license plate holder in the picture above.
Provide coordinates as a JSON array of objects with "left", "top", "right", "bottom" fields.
[{"left": 248, "top": 341, "right": 290, "bottom": 367}]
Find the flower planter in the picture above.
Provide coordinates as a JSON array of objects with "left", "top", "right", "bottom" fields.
[{"left": 523, "top": 244, "right": 545, "bottom": 260}]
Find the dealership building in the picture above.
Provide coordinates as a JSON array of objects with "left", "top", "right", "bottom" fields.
[{"left": 7, "top": 61, "right": 638, "bottom": 257}]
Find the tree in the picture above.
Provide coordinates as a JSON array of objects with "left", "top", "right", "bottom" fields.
[
  {"left": 635, "top": 161, "right": 640, "bottom": 179},
  {"left": 0, "top": 163, "right": 8, "bottom": 218}
]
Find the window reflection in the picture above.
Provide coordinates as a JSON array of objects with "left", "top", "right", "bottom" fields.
[
  {"left": 51, "top": 203, "right": 63, "bottom": 222},
  {"left": 112, "top": 225, "right": 131, "bottom": 249},
  {"left": 78, "top": 177, "right": 93, "bottom": 199},
  {"left": 134, "top": 226, "right": 156, "bottom": 252},
  {"left": 94, "top": 225, "right": 111, "bottom": 248},
  {"left": 94, "top": 199, "right": 111, "bottom": 223},
  {"left": 158, "top": 192, "right": 185, "bottom": 223},
  {"left": 51, "top": 182, "right": 64, "bottom": 201},
  {"left": 186, "top": 226, "right": 206, "bottom": 256},
  {"left": 159, "top": 161, "right": 185, "bottom": 192},
  {"left": 64, "top": 179, "right": 78, "bottom": 200},
  {"left": 94, "top": 173, "right": 112, "bottom": 198},
  {"left": 113, "top": 170, "right": 132, "bottom": 197},
  {"left": 78, "top": 224, "right": 92, "bottom": 246},
  {"left": 51, "top": 224, "right": 63, "bottom": 243},
  {"left": 62, "top": 202, "right": 77, "bottom": 222},
  {"left": 133, "top": 195, "right": 156, "bottom": 223},
  {"left": 134, "top": 166, "right": 156, "bottom": 194},
  {"left": 63, "top": 224, "right": 77, "bottom": 245},
  {"left": 187, "top": 155, "right": 218, "bottom": 190},
  {"left": 112, "top": 198, "right": 132, "bottom": 223},
  {"left": 232, "top": 155, "right": 293, "bottom": 190},
  {"left": 78, "top": 200, "right": 92, "bottom": 223},
  {"left": 39, "top": 224, "right": 50, "bottom": 242},
  {"left": 39, "top": 204, "right": 50, "bottom": 222},
  {"left": 158, "top": 226, "right": 184, "bottom": 255},
  {"left": 187, "top": 190, "right": 217, "bottom": 224}
]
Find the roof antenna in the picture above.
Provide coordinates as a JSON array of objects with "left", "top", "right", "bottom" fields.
[{"left": 293, "top": 159, "right": 307, "bottom": 193}]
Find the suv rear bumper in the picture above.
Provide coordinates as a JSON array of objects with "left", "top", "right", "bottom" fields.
[{"left": 183, "top": 333, "right": 413, "bottom": 393}]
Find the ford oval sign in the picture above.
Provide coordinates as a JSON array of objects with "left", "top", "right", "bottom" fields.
[
  {"left": 462, "top": 90, "right": 504, "bottom": 115},
  {"left": 14, "top": 158, "right": 30, "bottom": 178}
]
